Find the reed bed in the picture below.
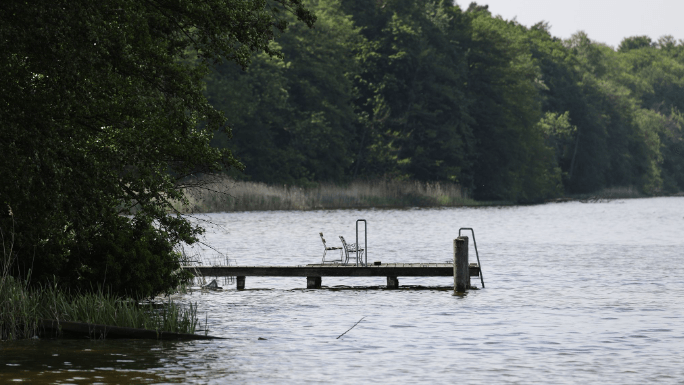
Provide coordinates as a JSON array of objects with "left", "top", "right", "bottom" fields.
[
  {"left": 573, "top": 186, "right": 644, "bottom": 202},
  {"left": 1, "top": 219, "right": 201, "bottom": 341},
  {"left": 0, "top": 278, "right": 200, "bottom": 340},
  {"left": 595, "top": 186, "right": 642, "bottom": 199},
  {"left": 176, "top": 177, "right": 479, "bottom": 213}
]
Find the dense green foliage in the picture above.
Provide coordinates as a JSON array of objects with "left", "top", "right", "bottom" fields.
[
  {"left": 2, "top": 0, "right": 682, "bottom": 300},
  {"left": 207, "top": 0, "right": 684, "bottom": 200},
  {"left": 0, "top": 0, "right": 315, "bottom": 297}
]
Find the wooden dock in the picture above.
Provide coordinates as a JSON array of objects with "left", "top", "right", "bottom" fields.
[{"left": 183, "top": 263, "right": 481, "bottom": 290}]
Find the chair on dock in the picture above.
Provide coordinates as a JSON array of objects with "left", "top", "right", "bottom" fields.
[
  {"left": 320, "top": 232, "right": 343, "bottom": 264},
  {"left": 339, "top": 236, "right": 365, "bottom": 266}
]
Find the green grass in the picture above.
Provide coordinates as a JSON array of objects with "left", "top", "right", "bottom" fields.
[
  {"left": 0, "top": 276, "right": 201, "bottom": 341},
  {"left": 0, "top": 275, "right": 39, "bottom": 341}
]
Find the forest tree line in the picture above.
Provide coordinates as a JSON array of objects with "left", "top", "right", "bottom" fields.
[
  {"left": 2, "top": 0, "right": 683, "bottom": 297},
  {"left": 207, "top": 0, "right": 684, "bottom": 202},
  {"left": 1, "top": 0, "right": 316, "bottom": 296}
]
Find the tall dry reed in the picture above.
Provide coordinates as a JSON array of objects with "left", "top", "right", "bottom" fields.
[
  {"left": 176, "top": 177, "right": 478, "bottom": 213},
  {"left": 575, "top": 186, "right": 643, "bottom": 203}
]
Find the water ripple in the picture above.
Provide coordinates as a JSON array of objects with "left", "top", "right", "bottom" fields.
[{"left": 2, "top": 198, "right": 684, "bottom": 383}]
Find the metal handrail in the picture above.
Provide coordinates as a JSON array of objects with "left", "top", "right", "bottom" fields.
[
  {"left": 458, "top": 227, "right": 485, "bottom": 288},
  {"left": 356, "top": 219, "right": 367, "bottom": 267}
]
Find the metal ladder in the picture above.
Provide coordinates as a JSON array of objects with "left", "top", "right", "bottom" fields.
[{"left": 458, "top": 227, "right": 485, "bottom": 288}]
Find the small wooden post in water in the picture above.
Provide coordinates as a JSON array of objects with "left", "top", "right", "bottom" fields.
[
  {"left": 454, "top": 237, "right": 470, "bottom": 292},
  {"left": 237, "top": 276, "right": 245, "bottom": 290},
  {"left": 307, "top": 276, "right": 322, "bottom": 289}
]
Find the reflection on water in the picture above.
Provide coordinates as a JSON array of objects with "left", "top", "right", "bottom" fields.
[
  {"left": 2, "top": 197, "right": 684, "bottom": 383},
  {"left": 0, "top": 339, "right": 179, "bottom": 383}
]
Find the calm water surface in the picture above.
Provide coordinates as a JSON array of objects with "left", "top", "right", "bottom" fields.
[{"left": 2, "top": 197, "right": 684, "bottom": 384}]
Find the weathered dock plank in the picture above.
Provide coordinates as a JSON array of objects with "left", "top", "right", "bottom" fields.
[{"left": 184, "top": 263, "right": 480, "bottom": 277}]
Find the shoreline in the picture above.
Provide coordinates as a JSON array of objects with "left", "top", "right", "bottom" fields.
[{"left": 174, "top": 178, "right": 682, "bottom": 214}]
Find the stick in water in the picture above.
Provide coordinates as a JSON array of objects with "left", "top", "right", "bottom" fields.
[{"left": 337, "top": 317, "right": 366, "bottom": 339}]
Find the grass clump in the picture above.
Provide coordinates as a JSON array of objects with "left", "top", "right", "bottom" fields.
[
  {"left": 42, "top": 285, "right": 199, "bottom": 333},
  {"left": 0, "top": 275, "right": 40, "bottom": 341},
  {"left": 0, "top": 278, "right": 200, "bottom": 341}
]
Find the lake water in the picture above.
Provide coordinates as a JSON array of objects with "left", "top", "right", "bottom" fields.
[{"left": 2, "top": 197, "right": 684, "bottom": 383}]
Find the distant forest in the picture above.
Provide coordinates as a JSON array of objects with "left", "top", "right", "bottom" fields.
[{"left": 207, "top": 0, "right": 684, "bottom": 202}]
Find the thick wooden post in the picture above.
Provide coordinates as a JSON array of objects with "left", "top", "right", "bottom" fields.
[
  {"left": 236, "top": 276, "right": 245, "bottom": 290},
  {"left": 307, "top": 276, "right": 321, "bottom": 289},
  {"left": 454, "top": 237, "right": 470, "bottom": 292},
  {"left": 387, "top": 276, "right": 399, "bottom": 289}
]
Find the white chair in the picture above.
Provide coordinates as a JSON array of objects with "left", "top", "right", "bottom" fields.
[
  {"left": 320, "top": 232, "right": 343, "bottom": 264},
  {"left": 339, "top": 236, "right": 365, "bottom": 266}
]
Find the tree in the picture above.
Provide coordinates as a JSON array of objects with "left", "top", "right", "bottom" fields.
[
  {"left": 465, "top": 5, "right": 561, "bottom": 201},
  {"left": 207, "top": 0, "right": 361, "bottom": 185},
  {"left": 618, "top": 36, "right": 653, "bottom": 52},
  {"left": 342, "top": 0, "right": 474, "bottom": 184},
  {"left": 0, "top": 0, "right": 315, "bottom": 298}
]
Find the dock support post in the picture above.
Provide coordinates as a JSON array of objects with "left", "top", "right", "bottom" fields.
[
  {"left": 307, "top": 276, "right": 321, "bottom": 289},
  {"left": 387, "top": 276, "right": 399, "bottom": 289},
  {"left": 237, "top": 276, "right": 245, "bottom": 290},
  {"left": 454, "top": 237, "right": 470, "bottom": 292}
]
